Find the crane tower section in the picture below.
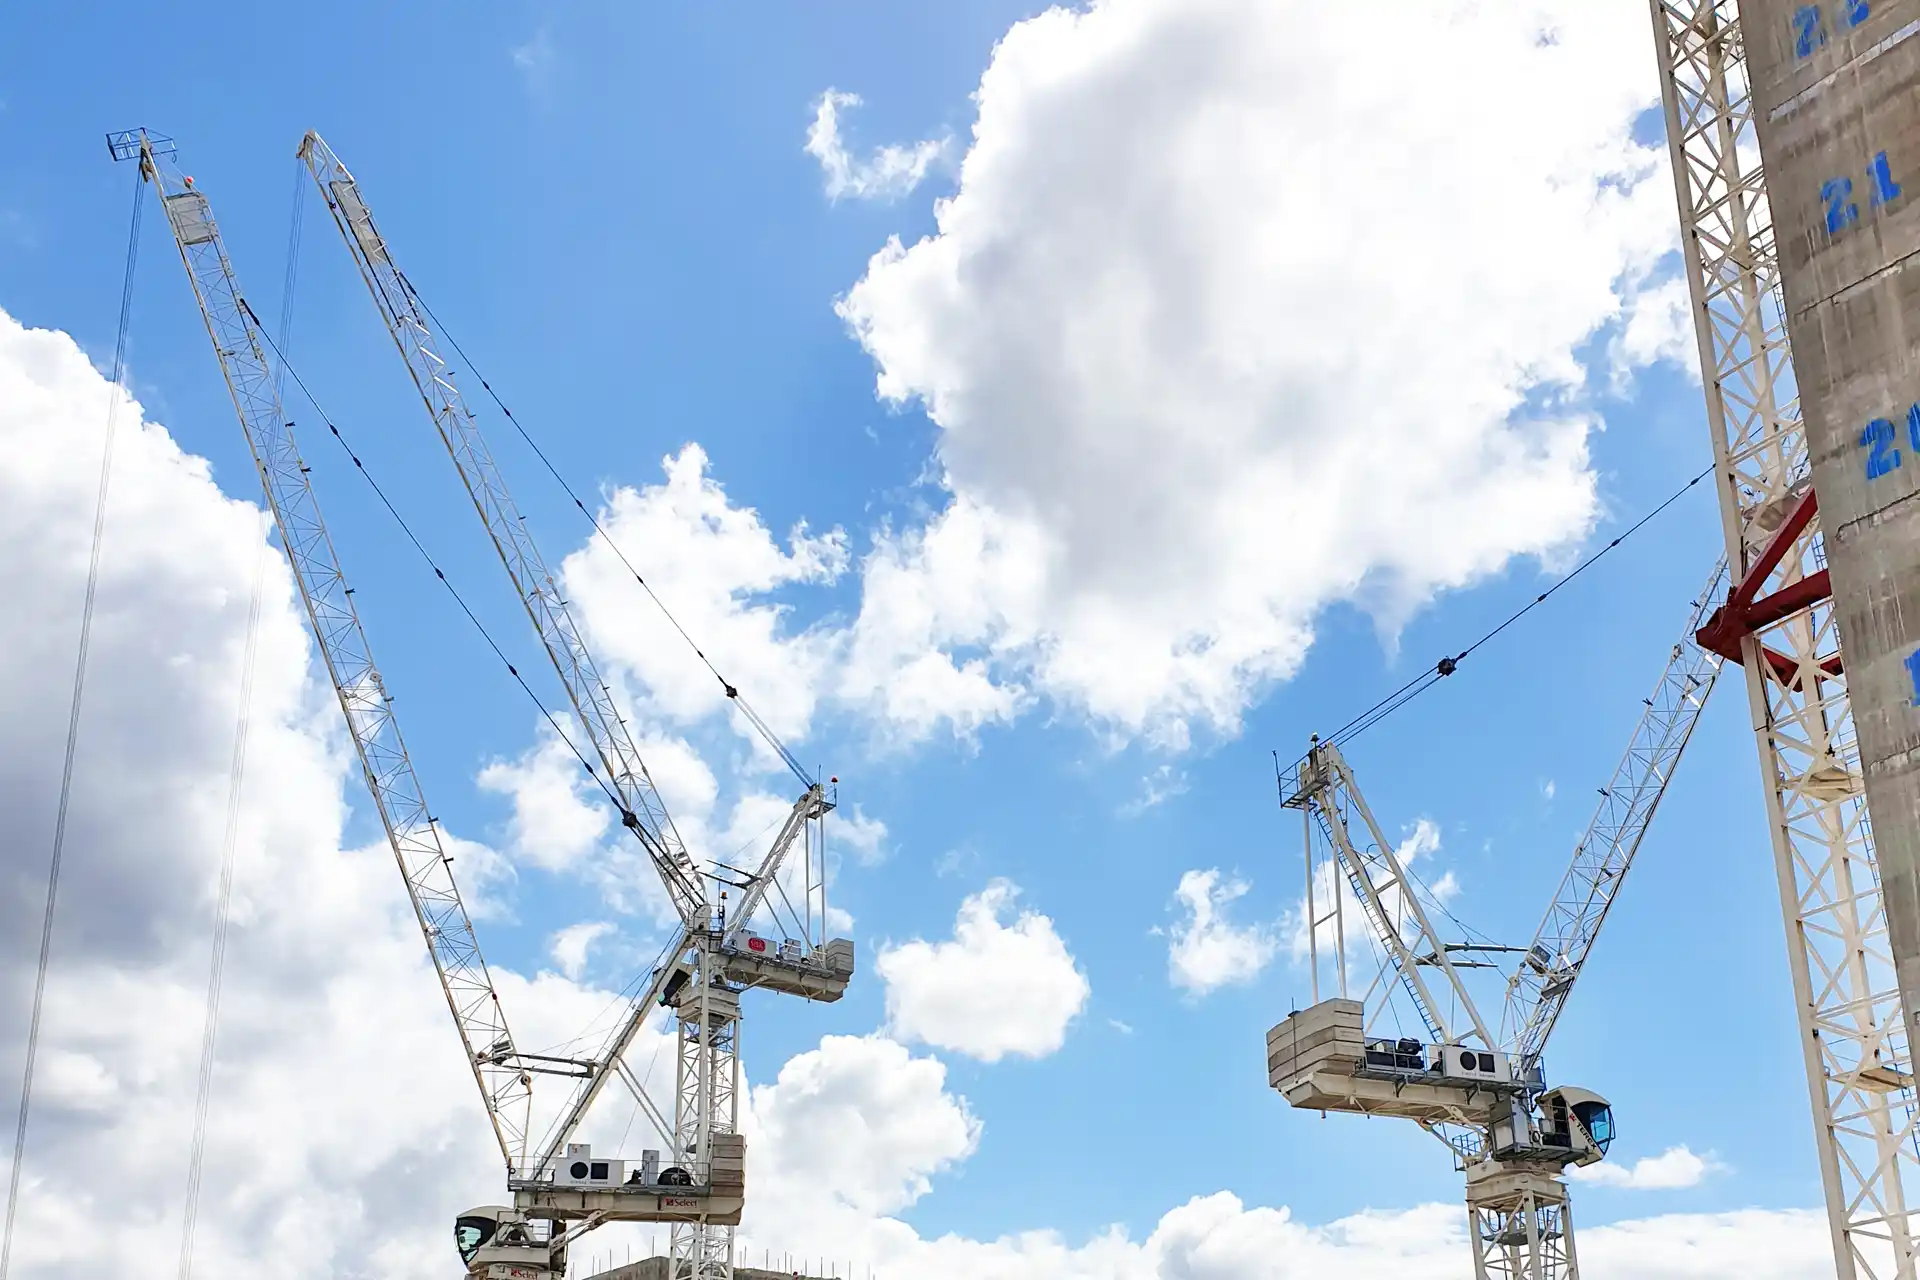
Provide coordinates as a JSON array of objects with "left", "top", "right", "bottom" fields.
[{"left": 1742, "top": 0, "right": 1920, "bottom": 1055}]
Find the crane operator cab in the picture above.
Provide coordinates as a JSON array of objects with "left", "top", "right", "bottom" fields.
[
  {"left": 1537, "top": 1086, "right": 1614, "bottom": 1168},
  {"left": 455, "top": 1205, "right": 564, "bottom": 1280}
]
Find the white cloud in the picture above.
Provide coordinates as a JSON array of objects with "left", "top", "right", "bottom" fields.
[
  {"left": 875, "top": 880, "right": 1088, "bottom": 1061},
  {"left": 1572, "top": 1144, "right": 1725, "bottom": 1191},
  {"left": 806, "top": 89, "right": 948, "bottom": 202},
  {"left": 1168, "top": 869, "right": 1277, "bottom": 995},
  {"left": 750, "top": 1035, "right": 979, "bottom": 1218},
  {"left": 834, "top": 803, "right": 890, "bottom": 865},
  {"left": 0, "top": 298, "right": 1845, "bottom": 1280},
  {"left": 834, "top": 0, "right": 1681, "bottom": 746},
  {"left": 562, "top": 443, "right": 847, "bottom": 752},
  {"left": 511, "top": 26, "right": 557, "bottom": 95},
  {"left": 548, "top": 920, "right": 616, "bottom": 980},
  {"left": 1613, "top": 273, "right": 1702, "bottom": 384},
  {"left": 1121, "top": 764, "right": 1189, "bottom": 817},
  {"left": 477, "top": 732, "right": 609, "bottom": 872}
]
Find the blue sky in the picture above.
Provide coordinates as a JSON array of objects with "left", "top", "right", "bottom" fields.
[{"left": 0, "top": 3, "right": 1842, "bottom": 1276}]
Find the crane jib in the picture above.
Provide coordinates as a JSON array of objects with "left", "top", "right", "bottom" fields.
[{"left": 117, "top": 128, "right": 533, "bottom": 1175}]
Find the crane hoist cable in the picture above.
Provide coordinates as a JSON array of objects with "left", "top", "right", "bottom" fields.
[
  {"left": 0, "top": 160, "right": 143, "bottom": 1280},
  {"left": 1324, "top": 462, "right": 1714, "bottom": 748},
  {"left": 177, "top": 527, "right": 266, "bottom": 1280},
  {"left": 396, "top": 276, "right": 812, "bottom": 788},
  {"left": 247, "top": 308, "right": 628, "bottom": 818}
]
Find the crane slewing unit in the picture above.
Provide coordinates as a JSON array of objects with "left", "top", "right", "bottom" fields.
[
  {"left": 1269, "top": 563, "right": 1725, "bottom": 1280},
  {"left": 1646, "top": 2, "right": 1920, "bottom": 1273},
  {"left": 293, "top": 131, "right": 851, "bottom": 1280}
]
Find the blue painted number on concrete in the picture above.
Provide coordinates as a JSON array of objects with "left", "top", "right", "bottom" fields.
[
  {"left": 1796, "top": 5, "right": 1828, "bottom": 55},
  {"left": 1826, "top": 176, "right": 1861, "bottom": 234},
  {"left": 1862, "top": 418, "right": 1901, "bottom": 478},
  {"left": 1798, "top": 0, "right": 1873, "bottom": 56},
  {"left": 1871, "top": 151, "right": 1903, "bottom": 206},
  {"left": 1906, "top": 649, "right": 1920, "bottom": 706},
  {"left": 1824, "top": 153, "right": 1904, "bottom": 237}
]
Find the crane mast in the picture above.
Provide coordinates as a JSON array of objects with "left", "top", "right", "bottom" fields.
[
  {"left": 1646, "top": 3, "right": 1920, "bottom": 1274},
  {"left": 296, "top": 132, "right": 850, "bottom": 1280},
  {"left": 105, "top": 128, "right": 540, "bottom": 1176}
]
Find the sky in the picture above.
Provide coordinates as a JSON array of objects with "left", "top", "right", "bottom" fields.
[{"left": 0, "top": 2, "right": 1852, "bottom": 1277}]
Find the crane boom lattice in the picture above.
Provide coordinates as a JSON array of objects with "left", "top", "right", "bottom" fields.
[
  {"left": 109, "top": 128, "right": 535, "bottom": 1175},
  {"left": 1502, "top": 560, "right": 1728, "bottom": 1069},
  {"left": 296, "top": 131, "right": 705, "bottom": 929}
]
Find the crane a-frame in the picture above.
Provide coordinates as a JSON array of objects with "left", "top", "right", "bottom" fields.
[
  {"left": 113, "top": 126, "right": 850, "bottom": 1280},
  {"left": 1269, "top": 561, "right": 1725, "bottom": 1280}
]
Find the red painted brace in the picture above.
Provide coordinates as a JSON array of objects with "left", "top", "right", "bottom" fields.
[{"left": 1695, "top": 486, "right": 1840, "bottom": 682}]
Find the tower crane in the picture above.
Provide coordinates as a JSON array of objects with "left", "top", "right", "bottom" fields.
[
  {"left": 1645, "top": 2, "right": 1920, "bottom": 1273},
  {"left": 293, "top": 131, "right": 850, "bottom": 1280},
  {"left": 1268, "top": 561, "right": 1725, "bottom": 1280},
  {"left": 112, "top": 126, "right": 849, "bottom": 1280}
]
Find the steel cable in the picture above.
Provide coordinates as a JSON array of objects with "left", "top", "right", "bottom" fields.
[
  {"left": 1322, "top": 463, "right": 1714, "bottom": 749},
  {"left": 396, "top": 274, "right": 812, "bottom": 787},
  {"left": 0, "top": 161, "right": 143, "bottom": 1280}
]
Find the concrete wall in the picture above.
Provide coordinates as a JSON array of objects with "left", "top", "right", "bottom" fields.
[{"left": 1744, "top": 0, "right": 1920, "bottom": 1031}]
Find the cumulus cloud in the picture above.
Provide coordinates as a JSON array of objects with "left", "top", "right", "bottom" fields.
[
  {"left": 0, "top": 304, "right": 511, "bottom": 1277},
  {"left": 1613, "top": 274, "right": 1702, "bottom": 385},
  {"left": 806, "top": 89, "right": 948, "bottom": 202},
  {"left": 1167, "top": 869, "right": 1277, "bottom": 995},
  {"left": 548, "top": 920, "right": 616, "bottom": 980},
  {"left": 562, "top": 443, "right": 847, "bottom": 749},
  {"left": 875, "top": 880, "right": 1089, "bottom": 1061},
  {"left": 835, "top": 0, "right": 1681, "bottom": 746},
  {"left": 1572, "top": 1145, "right": 1725, "bottom": 1191},
  {"left": 478, "top": 732, "right": 609, "bottom": 872},
  {"left": 750, "top": 1035, "right": 979, "bottom": 1218}
]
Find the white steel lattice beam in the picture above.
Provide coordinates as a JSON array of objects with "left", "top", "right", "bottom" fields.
[
  {"left": 1502, "top": 561, "right": 1727, "bottom": 1068},
  {"left": 113, "top": 129, "right": 535, "bottom": 1175},
  {"left": 295, "top": 132, "right": 707, "bottom": 930},
  {"left": 1645, "top": 4, "right": 1920, "bottom": 1274}
]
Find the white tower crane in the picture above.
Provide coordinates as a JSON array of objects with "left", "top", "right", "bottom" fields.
[
  {"left": 1268, "top": 563, "right": 1725, "bottom": 1280},
  {"left": 113, "top": 127, "right": 849, "bottom": 1280},
  {"left": 1645, "top": 3, "right": 1920, "bottom": 1274},
  {"left": 293, "top": 131, "right": 849, "bottom": 1280}
]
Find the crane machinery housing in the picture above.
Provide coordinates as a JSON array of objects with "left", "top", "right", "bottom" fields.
[
  {"left": 1268, "top": 561, "right": 1725, "bottom": 1280},
  {"left": 110, "top": 126, "right": 852, "bottom": 1280}
]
